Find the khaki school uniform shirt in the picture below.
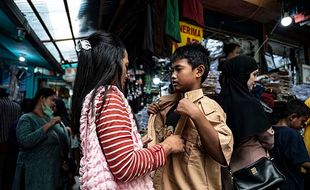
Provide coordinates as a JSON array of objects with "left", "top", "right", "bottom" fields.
[{"left": 148, "top": 89, "right": 233, "bottom": 190}]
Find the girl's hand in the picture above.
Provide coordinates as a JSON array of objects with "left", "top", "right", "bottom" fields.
[{"left": 141, "top": 135, "right": 152, "bottom": 147}]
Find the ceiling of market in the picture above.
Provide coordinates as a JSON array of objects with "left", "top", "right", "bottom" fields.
[
  {"left": 204, "top": 0, "right": 309, "bottom": 25},
  {"left": 0, "top": 3, "right": 63, "bottom": 73},
  {"left": 0, "top": 0, "right": 309, "bottom": 74},
  {"left": 203, "top": 0, "right": 310, "bottom": 55}
]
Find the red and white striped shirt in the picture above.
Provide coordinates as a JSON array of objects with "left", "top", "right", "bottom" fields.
[{"left": 95, "top": 89, "right": 166, "bottom": 182}]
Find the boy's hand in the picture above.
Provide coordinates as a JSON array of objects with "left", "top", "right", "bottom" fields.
[
  {"left": 176, "top": 98, "right": 199, "bottom": 118},
  {"left": 147, "top": 103, "right": 160, "bottom": 114}
]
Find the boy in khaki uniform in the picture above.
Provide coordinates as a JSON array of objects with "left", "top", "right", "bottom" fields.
[{"left": 147, "top": 44, "right": 233, "bottom": 190}]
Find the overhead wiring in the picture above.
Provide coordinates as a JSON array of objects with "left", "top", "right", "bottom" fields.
[
  {"left": 233, "top": 0, "right": 265, "bottom": 23},
  {"left": 255, "top": 20, "right": 280, "bottom": 56}
]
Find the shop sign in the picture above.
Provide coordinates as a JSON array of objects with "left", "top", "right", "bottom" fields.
[{"left": 172, "top": 21, "right": 203, "bottom": 53}]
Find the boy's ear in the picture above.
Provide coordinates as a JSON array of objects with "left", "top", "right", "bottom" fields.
[
  {"left": 288, "top": 113, "right": 298, "bottom": 121},
  {"left": 195, "top": 65, "right": 205, "bottom": 78},
  {"left": 39, "top": 96, "right": 44, "bottom": 102}
]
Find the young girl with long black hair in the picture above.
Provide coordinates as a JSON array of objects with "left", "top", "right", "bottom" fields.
[{"left": 71, "top": 31, "right": 184, "bottom": 190}]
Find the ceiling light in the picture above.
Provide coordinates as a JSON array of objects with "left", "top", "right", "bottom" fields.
[
  {"left": 281, "top": 12, "right": 293, "bottom": 26},
  {"left": 153, "top": 76, "right": 161, "bottom": 85},
  {"left": 19, "top": 55, "right": 26, "bottom": 62}
]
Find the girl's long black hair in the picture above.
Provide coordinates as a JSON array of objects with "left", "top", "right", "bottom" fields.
[{"left": 71, "top": 31, "right": 126, "bottom": 134}]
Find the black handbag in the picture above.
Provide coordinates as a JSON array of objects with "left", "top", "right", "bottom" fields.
[{"left": 232, "top": 157, "right": 285, "bottom": 190}]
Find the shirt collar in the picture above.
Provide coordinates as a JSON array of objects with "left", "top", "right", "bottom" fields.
[{"left": 184, "top": 88, "right": 204, "bottom": 103}]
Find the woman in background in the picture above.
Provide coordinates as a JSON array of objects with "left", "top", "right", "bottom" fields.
[
  {"left": 219, "top": 55, "right": 274, "bottom": 187},
  {"left": 13, "top": 87, "right": 68, "bottom": 190}
]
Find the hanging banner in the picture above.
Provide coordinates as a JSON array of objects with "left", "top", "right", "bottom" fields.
[{"left": 172, "top": 21, "right": 203, "bottom": 53}]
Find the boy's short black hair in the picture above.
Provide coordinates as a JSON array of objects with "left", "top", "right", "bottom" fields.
[
  {"left": 223, "top": 43, "right": 240, "bottom": 56},
  {"left": 285, "top": 99, "right": 310, "bottom": 117},
  {"left": 271, "top": 99, "right": 310, "bottom": 124},
  {"left": 171, "top": 43, "right": 210, "bottom": 83}
]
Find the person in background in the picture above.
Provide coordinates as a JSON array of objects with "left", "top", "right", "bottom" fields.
[
  {"left": 52, "top": 97, "right": 81, "bottom": 188},
  {"left": 147, "top": 43, "right": 233, "bottom": 190},
  {"left": 12, "top": 88, "right": 69, "bottom": 190},
  {"left": 53, "top": 98, "right": 74, "bottom": 190},
  {"left": 20, "top": 98, "right": 31, "bottom": 115},
  {"left": 0, "top": 88, "right": 21, "bottom": 190},
  {"left": 218, "top": 43, "right": 241, "bottom": 104},
  {"left": 218, "top": 42, "right": 241, "bottom": 72},
  {"left": 53, "top": 98, "right": 81, "bottom": 181},
  {"left": 223, "top": 42, "right": 241, "bottom": 60},
  {"left": 219, "top": 55, "right": 274, "bottom": 187},
  {"left": 53, "top": 98, "right": 70, "bottom": 127},
  {"left": 271, "top": 99, "right": 310, "bottom": 190},
  {"left": 71, "top": 31, "right": 184, "bottom": 190},
  {"left": 302, "top": 98, "right": 310, "bottom": 190}
]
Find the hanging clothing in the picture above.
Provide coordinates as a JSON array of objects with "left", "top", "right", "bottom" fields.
[
  {"left": 152, "top": 0, "right": 172, "bottom": 57},
  {"left": 182, "top": 0, "right": 205, "bottom": 27},
  {"left": 165, "top": 0, "right": 181, "bottom": 42},
  {"left": 143, "top": 1, "right": 154, "bottom": 52}
]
